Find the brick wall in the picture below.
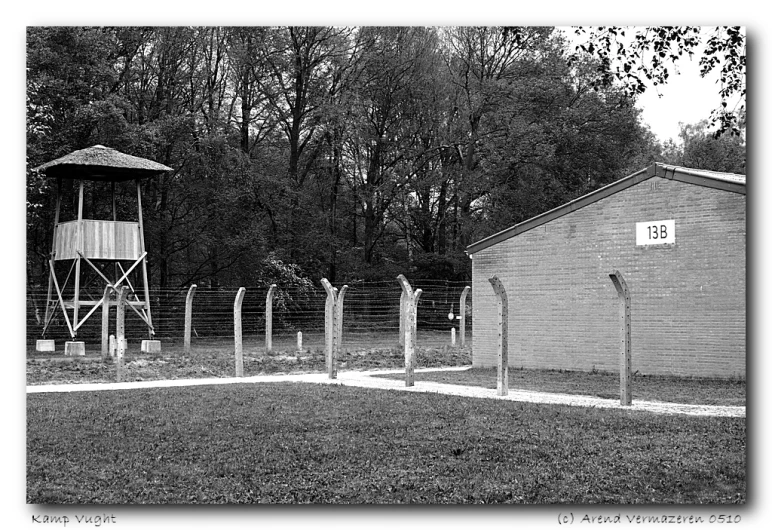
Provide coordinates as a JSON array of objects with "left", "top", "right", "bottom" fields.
[{"left": 471, "top": 176, "right": 746, "bottom": 379}]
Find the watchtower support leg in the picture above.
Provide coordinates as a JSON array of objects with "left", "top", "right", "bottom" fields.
[
  {"left": 72, "top": 180, "right": 84, "bottom": 332},
  {"left": 43, "top": 178, "right": 62, "bottom": 337},
  {"left": 136, "top": 180, "right": 153, "bottom": 338}
]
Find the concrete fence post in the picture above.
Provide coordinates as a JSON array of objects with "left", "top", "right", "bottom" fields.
[
  {"left": 115, "top": 286, "right": 129, "bottom": 382},
  {"left": 322, "top": 279, "right": 348, "bottom": 379},
  {"left": 488, "top": 276, "right": 509, "bottom": 396},
  {"left": 234, "top": 287, "right": 246, "bottom": 377},
  {"left": 184, "top": 284, "right": 197, "bottom": 355},
  {"left": 297, "top": 331, "right": 303, "bottom": 353},
  {"left": 101, "top": 285, "right": 113, "bottom": 360},
  {"left": 397, "top": 275, "right": 421, "bottom": 387},
  {"left": 322, "top": 279, "right": 337, "bottom": 379},
  {"left": 404, "top": 303, "right": 414, "bottom": 385},
  {"left": 609, "top": 270, "right": 632, "bottom": 406},
  {"left": 265, "top": 284, "right": 277, "bottom": 353},
  {"left": 459, "top": 286, "right": 470, "bottom": 348},
  {"left": 399, "top": 290, "right": 406, "bottom": 347}
]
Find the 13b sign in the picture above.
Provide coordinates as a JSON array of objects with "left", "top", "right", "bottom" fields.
[{"left": 636, "top": 220, "right": 675, "bottom": 245}]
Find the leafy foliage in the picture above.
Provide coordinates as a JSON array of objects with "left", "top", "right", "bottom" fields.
[
  {"left": 27, "top": 26, "right": 731, "bottom": 290},
  {"left": 662, "top": 120, "right": 745, "bottom": 174},
  {"left": 568, "top": 26, "right": 745, "bottom": 137}
]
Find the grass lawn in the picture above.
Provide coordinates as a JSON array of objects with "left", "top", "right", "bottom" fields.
[
  {"left": 375, "top": 367, "right": 746, "bottom": 407},
  {"left": 27, "top": 383, "right": 745, "bottom": 504}
]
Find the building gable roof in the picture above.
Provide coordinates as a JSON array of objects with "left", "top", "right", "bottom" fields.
[{"left": 466, "top": 163, "right": 746, "bottom": 255}]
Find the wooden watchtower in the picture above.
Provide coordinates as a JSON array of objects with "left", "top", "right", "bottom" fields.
[{"left": 34, "top": 145, "right": 172, "bottom": 340}]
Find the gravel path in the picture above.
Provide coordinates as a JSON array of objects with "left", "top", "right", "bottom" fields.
[{"left": 27, "top": 366, "right": 745, "bottom": 418}]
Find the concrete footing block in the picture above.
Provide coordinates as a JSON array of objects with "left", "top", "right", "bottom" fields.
[
  {"left": 141, "top": 340, "right": 161, "bottom": 354},
  {"left": 64, "top": 341, "right": 85, "bottom": 356},
  {"left": 36, "top": 340, "right": 55, "bottom": 352}
]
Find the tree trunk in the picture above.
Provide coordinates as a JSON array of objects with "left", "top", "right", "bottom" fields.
[
  {"left": 157, "top": 173, "right": 170, "bottom": 292},
  {"left": 327, "top": 133, "right": 342, "bottom": 283},
  {"left": 363, "top": 139, "right": 383, "bottom": 265},
  {"left": 419, "top": 187, "right": 433, "bottom": 252},
  {"left": 240, "top": 68, "right": 252, "bottom": 154},
  {"left": 363, "top": 199, "right": 378, "bottom": 264},
  {"left": 437, "top": 180, "right": 448, "bottom": 255}
]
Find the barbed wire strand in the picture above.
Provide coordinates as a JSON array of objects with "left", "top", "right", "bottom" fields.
[{"left": 26, "top": 280, "right": 473, "bottom": 352}]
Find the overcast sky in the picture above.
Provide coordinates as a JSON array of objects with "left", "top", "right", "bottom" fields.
[{"left": 635, "top": 57, "right": 722, "bottom": 144}]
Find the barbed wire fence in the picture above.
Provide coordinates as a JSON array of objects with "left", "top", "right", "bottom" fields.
[{"left": 26, "top": 279, "right": 472, "bottom": 353}]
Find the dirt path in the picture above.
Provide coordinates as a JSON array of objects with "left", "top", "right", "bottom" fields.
[{"left": 27, "top": 366, "right": 745, "bottom": 418}]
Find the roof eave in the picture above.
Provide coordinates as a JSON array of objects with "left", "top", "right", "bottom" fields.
[
  {"left": 35, "top": 164, "right": 169, "bottom": 182},
  {"left": 466, "top": 163, "right": 745, "bottom": 255}
]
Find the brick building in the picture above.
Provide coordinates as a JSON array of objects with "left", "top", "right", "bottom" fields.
[{"left": 466, "top": 163, "right": 746, "bottom": 379}]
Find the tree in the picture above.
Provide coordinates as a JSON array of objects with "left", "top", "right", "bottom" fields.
[
  {"left": 343, "top": 27, "right": 440, "bottom": 265},
  {"left": 568, "top": 26, "right": 746, "bottom": 137},
  {"left": 662, "top": 120, "right": 745, "bottom": 174},
  {"left": 466, "top": 34, "right": 657, "bottom": 239},
  {"left": 439, "top": 26, "right": 556, "bottom": 249},
  {"left": 225, "top": 27, "right": 277, "bottom": 156},
  {"left": 26, "top": 25, "right": 678, "bottom": 286}
]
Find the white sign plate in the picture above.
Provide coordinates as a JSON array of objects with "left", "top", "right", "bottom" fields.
[{"left": 636, "top": 219, "right": 675, "bottom": 245}]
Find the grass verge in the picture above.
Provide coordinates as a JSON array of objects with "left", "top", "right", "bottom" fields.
[{"left": 27, "top": 383, "right": 745, "bottom": 504}]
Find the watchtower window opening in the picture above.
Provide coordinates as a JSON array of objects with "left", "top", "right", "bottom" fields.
[{"left": 55, "top": 178, "right": 140, "bottom": 223}]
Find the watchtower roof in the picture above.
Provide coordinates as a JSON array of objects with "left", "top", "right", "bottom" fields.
[{"left": 33, "top": 145, "right": 172, "bottom": 182}]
